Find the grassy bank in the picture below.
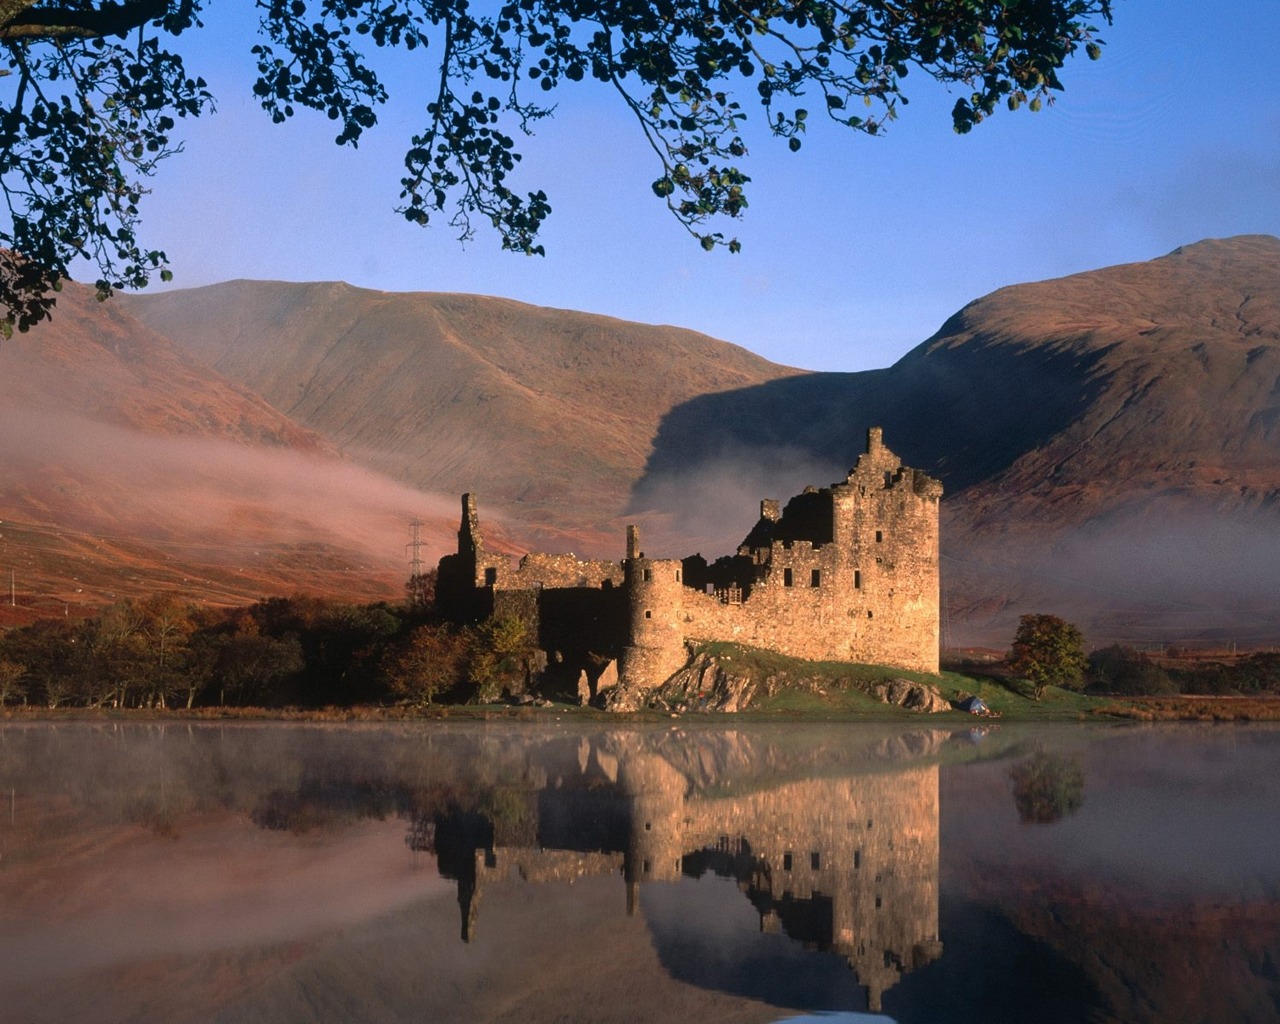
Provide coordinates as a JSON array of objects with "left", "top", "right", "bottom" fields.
[{"left": 685, "top": 641, "right": 1107, "bottom": 720}]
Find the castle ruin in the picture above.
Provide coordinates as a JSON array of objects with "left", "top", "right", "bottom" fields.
[{"left": 436, "top": 427, "right": 942, "bottom": 694}]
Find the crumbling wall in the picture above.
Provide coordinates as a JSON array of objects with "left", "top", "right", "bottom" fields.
[{"left": 496, "top": 551, "right": 624, "bottom": 591}]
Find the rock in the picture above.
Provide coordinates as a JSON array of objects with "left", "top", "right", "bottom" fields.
[
  {"left": 576, "top": 670, "right": 592, "bottom": 706},
  {"left": 649, "top": 652, "right": 760, "bottom": 712},
  {"left": 872, "top": 678, "right": 950, "bottom": 713}
]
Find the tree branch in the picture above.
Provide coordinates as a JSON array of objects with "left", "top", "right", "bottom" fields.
[{"left": 0, "top": 0, "right": 166, "bottom": 39}]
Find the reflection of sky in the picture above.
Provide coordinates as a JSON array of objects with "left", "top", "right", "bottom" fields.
[
  {"left": 643, "top": 876, "right": 870, "bottom": 1012},
  {"left": 0, "top": 818, "right": 451, "bottom": 986}
]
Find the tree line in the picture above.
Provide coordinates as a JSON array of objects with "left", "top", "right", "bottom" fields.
[
  {"left": 0, "top": 574, "right": 540, "bottom": 710},
  {"left": 1005, "top": 613, "right": 1280, "bottom": 699}
]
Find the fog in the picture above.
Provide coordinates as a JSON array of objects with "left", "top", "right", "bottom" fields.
[
  {"left": 629, "top": 446, "right": 848, "bottom": 559},
  {"left": 0, "top": 402, "right": 460, "bottom": 579},
  {"left": 948, "top": 506, "right": 1280, "bottom": 647}
]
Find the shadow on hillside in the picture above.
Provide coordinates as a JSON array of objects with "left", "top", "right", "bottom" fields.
[{"left": 627, "top": 332, "right": 1113, "bottom": 549}]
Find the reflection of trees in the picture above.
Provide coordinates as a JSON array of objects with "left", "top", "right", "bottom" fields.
[{"left": 1009, "top": 752, "right": 1085, "bottom": 824}]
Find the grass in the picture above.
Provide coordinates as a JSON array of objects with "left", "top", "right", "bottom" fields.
[{"left": 684, "top": 641, "right": 1110, "bottom": 721}]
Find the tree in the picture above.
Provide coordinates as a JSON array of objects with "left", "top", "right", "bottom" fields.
[
  {"left": 0, "top": 0, "right": 1111, "bottom": 332},
  {"left": 467, "top": 613, "right": 536, "bottom": 702},
  {"left": 405, "top": 569, "right": 438, "bottom": 615},
  {"left": 384, "top": 622, "right": 468, "bottom": 706},
  {"left": 0, "top": 656, "right": 25, "bottom": 705},
  {"left": 208, "top": 613, "right": 305, "bottom": 706},
  {"left": 1087, "top": 644, "right": 1175, "bottom": 696},
  {"left": 1008, "top": 612, "right": 1087, "bottom": 700}
]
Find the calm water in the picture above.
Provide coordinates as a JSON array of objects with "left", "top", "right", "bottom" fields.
[{"left": 0, "top": 720, "right": 1277, "bottom": 1024}]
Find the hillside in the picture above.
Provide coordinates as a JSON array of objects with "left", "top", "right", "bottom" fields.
[
  {"left": 0, "top": 283, "right": 460, "bottom": 620},
  {"left": 125, "top": 282, "right": 804, "bottom": 548}
]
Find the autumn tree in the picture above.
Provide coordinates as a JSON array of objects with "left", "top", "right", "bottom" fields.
[
  {"left": 208, "top": 613, "right": 305, "bottom": 706},
  {"left": 1008, "top": 612, "right": 1087, "bottom": 700},
  {"left": 248, "top": 596, "right": 401, "bottom": 705},
  {"left": 0, "top": 656, "right": 25, "bottom": 705},
  {"left": 384, "top": 622, "right": 468, "bottom": 706},
  {"left": 1087, "top": 644, "right": 1175, "bottom": 696},
  {"left": 1, "top": 0, "right": 1111, "bottom": 332},
  {"left": 91, "top": 598, "right": 149, "bottom": 707},
  {"left": 405, "top": 569, "right": 438, "bottom": 616}
]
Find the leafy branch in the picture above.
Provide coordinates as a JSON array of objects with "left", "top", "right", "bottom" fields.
[{"left": 0, "top": 0, "right": 1111, "bottom": 333}]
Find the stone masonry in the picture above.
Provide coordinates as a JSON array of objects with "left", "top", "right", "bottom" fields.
[{"left": 435, "top": 427, "right": 942, "bottom": 693}]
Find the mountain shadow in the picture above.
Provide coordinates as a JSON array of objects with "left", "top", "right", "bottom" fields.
[{"left": 629, "top": 316, "right": 1113, "bottom": 524}]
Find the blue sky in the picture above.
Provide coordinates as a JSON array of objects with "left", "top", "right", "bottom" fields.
[{"left": 137, "top": 2, "right": 1279, "bottom": 372}]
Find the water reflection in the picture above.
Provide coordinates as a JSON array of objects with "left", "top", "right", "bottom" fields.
[
  {"left": 1007, "top": 751, "right": 1085, "bottom": 824},
  {"left": 0, "top": 721, "right": 1278, "bottom": 1024},
  {"left": 409, "top": 734, "right": 942, "bottom": 1011}
]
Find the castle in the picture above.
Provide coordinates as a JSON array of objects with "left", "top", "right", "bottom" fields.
[{"left": 436, "top": 427, "right": 942, "bottom": 697}]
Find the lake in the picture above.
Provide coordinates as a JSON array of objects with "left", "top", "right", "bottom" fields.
[{"left": 0, "top": 720, "right": 1277, "bottom": 1023}]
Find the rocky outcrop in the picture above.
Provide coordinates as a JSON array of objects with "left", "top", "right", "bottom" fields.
[{"left": 603, "top": 650, "right": 951, "bottom": 714}]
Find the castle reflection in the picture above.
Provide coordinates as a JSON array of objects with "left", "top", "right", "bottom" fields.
[{"left": 410, "top": 733, "right": 943, "bottom": 1012}]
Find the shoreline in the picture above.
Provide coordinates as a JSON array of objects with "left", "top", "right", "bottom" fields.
[{"left": 5, "top": 694, "right": 1280, "bottom": 724}]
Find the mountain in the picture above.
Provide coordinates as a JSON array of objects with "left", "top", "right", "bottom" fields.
[
  {"left": 30, "top": 235, "right": 1280, "bottom": 646},
  {"left": 632, "top": 235, "right": 1280, "bottom": 644},
  {"left": 0, "top": 282, "right": 461, "bottom": 621},
  {"left": 124, "top": 282, "right": 803, "bottom": 548}
]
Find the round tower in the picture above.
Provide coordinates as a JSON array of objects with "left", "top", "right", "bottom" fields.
[{"left": 619, "top": 525, "right": 688, "bottom": 689}]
